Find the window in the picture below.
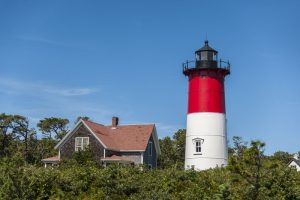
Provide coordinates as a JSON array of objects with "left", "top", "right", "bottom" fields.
[
  {"left": 193, "top": 138, "right": 204, "bottom": 154},
  {"left": 149, "top": 141, "right": 152, "bottom": 156},
  {"left": 196, "top": 140, "right": 201, "bottom": 152},
  {"left": 75, "top": 137, "right": 89, "bottom": 151}
]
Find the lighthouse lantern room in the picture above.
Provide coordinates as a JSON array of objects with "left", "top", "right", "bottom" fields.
[{"left": 183, "top": 40, "right": 230, "bottom": 171}]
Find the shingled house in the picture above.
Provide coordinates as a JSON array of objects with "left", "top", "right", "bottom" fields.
[
  {"left": 288, "top": 155, "right": 300, "bottom": 171},
  {"left": 42, "top": 117, "right": 161, "bottom": 168}
]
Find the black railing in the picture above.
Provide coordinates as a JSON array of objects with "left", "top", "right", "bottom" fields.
[
  {"left": 219, "top": 59, "right": 231, "bottom": 70},
  {"left": 182, "top": 60, "right": 195, "bottom": 71},
  {"left": 182, "top": 59, "right": 230, "bottom": 72}
]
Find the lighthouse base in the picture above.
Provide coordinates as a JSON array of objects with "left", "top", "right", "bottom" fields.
[
  {"left": 184, "top": 112, "right": 228, "bottom": 171},
  {"left": 185, "top": 157, "right": 227, "bottom": 171}
]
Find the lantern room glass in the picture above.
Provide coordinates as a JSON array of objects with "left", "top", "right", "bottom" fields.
[{"left": 196, "top": 51, "right": 217, "bottom": 61}]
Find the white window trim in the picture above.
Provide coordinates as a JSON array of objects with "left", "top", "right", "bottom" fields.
[
  {"left": 75, "top": 137, "right": 89, "bottom": 152},
  {"left": 149, "top": 141, "right": 152, "bottom": 156},
  {"left": 192, "top": 138, "right": 204, "bottom": 154}
]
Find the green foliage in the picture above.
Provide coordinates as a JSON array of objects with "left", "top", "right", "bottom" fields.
[
  {"left": 72, "top": 147, "right": 98, "bottom": 166},
  {"left": 37, "top": 117, "right": 69, "bottom": 140},
  {"left": 1, "top": 114, "right": 300, "bottom": 199},
  {"left": 269, "top": 151, "right": 293, "bottom": 165},
  {"left": 158, "top": 129, "right": 185, "bottom": 169},
  {"left": 2, "top": 159, "right": 299, "bottom": 200},
  {"left": 75, "top": 116, "right": 90, "bottom": 124}
]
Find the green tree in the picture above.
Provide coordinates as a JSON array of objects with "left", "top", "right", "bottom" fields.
[
  {"left": 269, "top": 151, "right": 293, "bottom": 165},
  {"left": 11, "top": 115, "right": 37, "bottom": 163},
  {"left": 34, "top": 138, "right": 58, "bottom": 164},
  {"left": 157, "top": 136, "right": 176, "bottom": 169},
  {"left": 0, "top": 113, "right": 16, "bottom": 157},
  {"left": 173, "top": 129, "right": 186, "bottom": 168},
  {"left": 75, "top": 116, "right": 90, "bottom": 124},
  {"left": 37, "top": 117, "right": 69, "bottom": 140},
  {"left": 0, "top": 114, "right": 36, "bottom": 161},
  {"left": 72, "top": 147, "right": 96, "bottom": 166},
  {"left": 229, "top": 139, "right": 265, "bottom": 200},
  {"left": 157, "top": 129, "right": 186, "bottom": 169}
]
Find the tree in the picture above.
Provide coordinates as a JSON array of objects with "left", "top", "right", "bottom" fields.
[
  {"left": 232, "top": 136, "right": 247, "bottom": 158},
  {"left": 172, "top": 129, "right": 186, "bottom": 168},
  {"left": 269, "top": 151, "right": 293, "bottom": 165},
  {"left": 0, "top": 114, "right": 37, "bottom": 162},
  {"left": 0, "top": 113, "right": 16, "bottom": 157},
  {"left": 75, "top": 116, "right": 90, "bottom": 124},
  {"left": 37, "top": 118, "right": 69, "bottom": 140},
  {"left": 229, "top": 139, "right": 265, "bottom": 200},
  {"left": 158, "top": 129, "right": 186, "bottom": 169},
  {"left": 10, "top": 115, "right": 37, "bottom": 163},
  {"left": 157, "top": 136, "right": 176, "bottom": 169}
]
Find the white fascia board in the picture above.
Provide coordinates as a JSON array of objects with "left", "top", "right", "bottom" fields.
[
  {"left": 81, "top": 120, "right": 107, "bottom": 149},
  {"left": 55, "top": 119, "right": 84, "bottom": 149}
]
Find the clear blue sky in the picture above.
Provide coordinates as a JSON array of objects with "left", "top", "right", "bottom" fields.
[{"left": 0, "top": 0, "right": 299, "bottom": 154}]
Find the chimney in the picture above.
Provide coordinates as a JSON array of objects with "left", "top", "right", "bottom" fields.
[{"left": 112, "top": 116, "right": 119, "bottom": 127}]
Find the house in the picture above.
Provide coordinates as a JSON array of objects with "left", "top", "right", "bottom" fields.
[
  {"left": 42, "top": 117, "right": 161, "bottom": 168},
  {"left": 288, "top": 155, "right": 300, "bottom": 171}
]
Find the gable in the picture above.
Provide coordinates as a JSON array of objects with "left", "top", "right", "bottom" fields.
[
  {"left": 289, "top": 160, "right": 300, "bottom": 167},
  {"left": 55, "top": 120, "right": 106, "bottom": 150}
]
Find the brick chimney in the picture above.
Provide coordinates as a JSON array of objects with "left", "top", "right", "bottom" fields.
[{"left": 112, "top": 116, "right": 119, "bottom": 127}]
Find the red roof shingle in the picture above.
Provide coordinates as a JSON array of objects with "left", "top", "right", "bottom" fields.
[{"left": 83, "top": 120, "right": 154, "bottom": 151}]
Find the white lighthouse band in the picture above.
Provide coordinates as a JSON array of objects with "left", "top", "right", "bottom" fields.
[{"left": 184, "top": 112, "right": 228, "bottom": 170}]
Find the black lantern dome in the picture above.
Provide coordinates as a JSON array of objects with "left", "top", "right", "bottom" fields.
[{"left": 195, "top": 40, "right": 218, "bottom": 69}]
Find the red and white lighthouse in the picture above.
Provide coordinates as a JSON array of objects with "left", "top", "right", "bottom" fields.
[{"left": 183, "top": 40, "right": 230, "bottom": 170}]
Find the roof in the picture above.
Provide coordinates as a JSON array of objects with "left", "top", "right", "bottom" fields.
[
  {"left": 55, "top": 119, "right": 160, "bottom": 154},
  {"left": 289, "top": 158, "right": 300, "bottom": 167},
  {"left": 195, "top": 40, "right": 218, "bottom": 53},
  {"left": 41, "top": 156, "right": 60, "bottom": 163},
  {"left": 83, "top": 120, "right": 154, "bottom": 151},
  {"left": 101, "top": 155, "right": 133, "bottom": 162}
]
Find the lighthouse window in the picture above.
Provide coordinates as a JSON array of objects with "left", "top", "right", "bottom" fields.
[
  {"left": 196, "top": 141, "right": 201, "bottom": 152},
  {"left": 200, "top": 52, "right": 207, "bottom": 60},
  {"left": 193, "top": 138, "right": 204, "bottom": 154}
]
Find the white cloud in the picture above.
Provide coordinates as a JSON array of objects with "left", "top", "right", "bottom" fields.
[
  {"left": 0, "top": 78, "right": 97, "bottom": 97},
  {"left": 44, "top": 88, "right": 97, "bottom": 96}
]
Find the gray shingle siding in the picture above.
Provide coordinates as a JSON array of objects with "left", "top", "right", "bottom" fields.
[
  {"left": 60, "top": 125, "right": 105, "bottom": 161},
  {"left": 143, "top": 135, "right": 157, "bottom": 168}
]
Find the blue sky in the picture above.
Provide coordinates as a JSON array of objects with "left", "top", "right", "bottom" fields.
[{"left": 0, "top": 0, "right": 299, "bottom": 154}]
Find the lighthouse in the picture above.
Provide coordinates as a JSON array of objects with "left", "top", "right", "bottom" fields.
[{"left": 183, "top": 40, "right": 230, "bottom": 170}]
